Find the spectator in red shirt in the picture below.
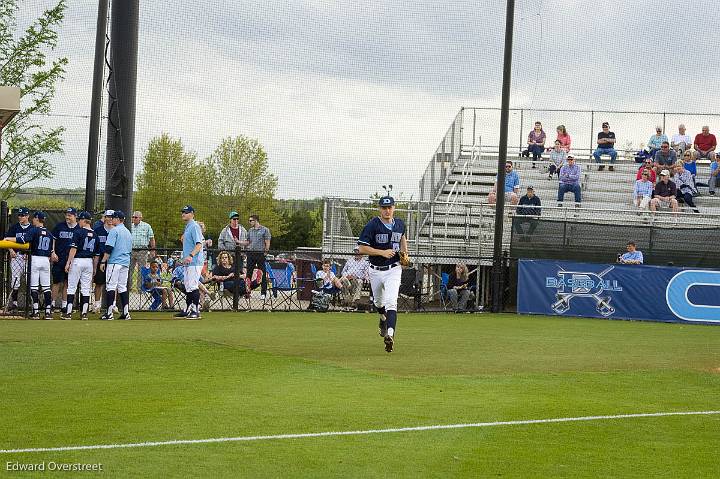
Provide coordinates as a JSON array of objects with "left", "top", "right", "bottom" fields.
[
  {"left": 693, "top": 126, "right": 717, "bottom": 161},
  {"left": 555, "top": 125, "right": 571, "bottom": 152},
  {"left": 636, "top": 159, "right": 656, "bottom": 183}
]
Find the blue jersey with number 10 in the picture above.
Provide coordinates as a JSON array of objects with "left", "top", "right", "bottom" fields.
[
  {"left": 23, "top": 227, "right": 54, "bottom": 257},
  {"left": 357, "top": 216, "right": 406, "bottom": 267},
  {"left": 70, "top": 228, "right": 98, "bottom": 259}
]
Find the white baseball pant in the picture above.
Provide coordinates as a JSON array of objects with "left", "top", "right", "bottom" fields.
[
  {"left": 106, "top": 263, "right": 129, "bottom": 293},
  {"left": 184, "top": 265, "right": 203, "bottom": 293},
  {"left": 67, "top": 258, "right": 94, "bottom": 296},
  {"left": 30, "top": 256, "right": 51, "bottom": 290},
  {"left": 10, "top": 253, "right": 27, "bottom": 290},
  {"left": 369, "top": 264, "right": 402, "bottom": 311}
]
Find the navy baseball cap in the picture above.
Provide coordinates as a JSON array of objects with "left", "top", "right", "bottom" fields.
[
  {"left": 78, "top": 211, "right": 92, "bottom": 220},
  {"left": 17, "top": 207, "right": 30, "bottom": 216},
  {"left": 66, "top": 207, "right": 77, "bottom": 215},
  {"left": 112, "top": 210, "right": 126, "bottom": 219},
  {"left": 181, "top": 205, "right": 195, "bottom": 214},
  {"left": 33, "top": 211, "right": 47, "bottom": 220},
  {"left": 378, "top": 196, "right": 395, "bottom": 207}
]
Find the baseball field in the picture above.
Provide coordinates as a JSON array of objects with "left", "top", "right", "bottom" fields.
[{"left": 1, "top": 312, "right": 719, "bottom": 478}]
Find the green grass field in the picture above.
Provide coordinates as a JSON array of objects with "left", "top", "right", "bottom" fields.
[{"left": 1, "top": 312, "right": 719, "bottom": 478}]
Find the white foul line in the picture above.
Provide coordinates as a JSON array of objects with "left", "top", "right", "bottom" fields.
[{"left": 1, "top": 410, "right": 718, "bottom": 454}]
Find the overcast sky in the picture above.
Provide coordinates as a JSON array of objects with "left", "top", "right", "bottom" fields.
[{"left": 18, "top": 0, "right": 720, "bottom": 199}]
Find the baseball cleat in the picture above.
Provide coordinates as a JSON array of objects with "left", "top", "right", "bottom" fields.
[
  {"left": 384, "top": 335, "right": 394, "bottom": 353},
  {"left": 118, "top": 313, "right": 131, "bottom": 320},
  {"left": 100, "top": 313, "right": 114, "bottom": 321},
  {"left": 29, "top": 313, "right": 40, "bottom": 320},
  {"left": 61, "top": 313, "right": 71, "bottom": 320},
  {"left": 80, "top": 313, "right": 89, "bottom": 321},
  {"left": 186, "top": 311, "right": 201, "bottom": 320},
  {"left": 174, "top": 311, "right": 188, "bottom": 318},
  {"left": 378, "top": 315, "right": 387, "bottom": 337}
]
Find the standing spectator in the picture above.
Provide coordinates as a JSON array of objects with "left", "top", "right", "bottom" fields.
[
  {"left": 618, "top": 242, "right": 644, "bottom": 264},
  {"left": 339, "top": 246, "right": 370, "bottom": 307},
  {"left": 514, "top": 186, "right": 541, "bottom": 237},
  {"left": 646, "top": 126, "right": 668, "bottom": 157},
  {"left": 671, "top": 124, "right": 692, "bottom": 155},
  {"left": 51, "top": 207, "right": 79, "bottom": 313},
  {"left": 243, "top": 214, "right": 271, "bottom": 299},
  {"left": 488, "top": 161, "right": 520, "bottom": 206},
  {"left": 446, "top": 263, "right": 471, "bottom": 312},
  {"left": 548, "top": 140, "right": 567, "bottom": 179},
  {"left": 218, "top": 211, "right": 247, "bottom": 251},
  {"left": 673, "top": 162, "right": 699, "bottom": 213},
  {"left": 523, "top": 121, "right": 546, "bottom": 168},
  {"left": 709, "top": 155, "right": 720, "bottom": 196},
  {"left": 633, "top": 170, "right": 654, "bottom": 211},
  {"left": 555, "top": 125, "right": 571, "bottom": 152},
  {"left": 650, "top": 170, "right": 680, "bottom": 214},
  {"left": 130, "top": 211, "right": 156, "bottom": 292},
  {"left": 4, "top": 207, "right": 32, "bottom": 312},
  {"left": 693, "top": 126, "right": 717, "bottom": 161},
  {"left": 593, "top": 122, "right": 617, "bottom": 171},
  {"left": 557, "top": 155, "right": 582, "bottom": 206},
  {"left": 653, "top": 141, "right": 677, "bottom": 174},
  {"left": 636, "top": 159, "right": 656, "bottom": 183}
]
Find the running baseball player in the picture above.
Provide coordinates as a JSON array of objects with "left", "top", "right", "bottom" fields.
[
  {"left": 357, "top": 191, "right": 410, "bottom": 352},
  {"left": 4, "top": 211, "right": 55, "bottom": 319},
  {"left": 63, "top": 212, "right": 98, "bottom": 320},
  {"left": 92, "top": 210, "right": 114, "bottom": 313},
  {"left": 4, "top": 207, "right": 32, "bottom": 312},
  {"left": 51, "top": 207, "right": 79, "bottom": 313},
  {"left": 99, "top": 210, "right": 133, "bottom": 320},
  {"left": 176, "top": 205, "right": 204, "bottom": 319}
]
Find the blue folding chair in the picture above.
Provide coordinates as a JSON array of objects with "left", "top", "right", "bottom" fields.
[
  {"left": 140, "top": 266, "right": 162, "bottom": 311},
  {"left": 265, "top": 261, "right": 302, "bottom": 310},
  {"left": 440, "top": 272, "right": 450, "bottom": 310}
]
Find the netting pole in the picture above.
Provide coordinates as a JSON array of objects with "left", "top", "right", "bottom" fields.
[
  {"left": 105, "top": 0, "right": 139, "bottom": 226},
  {"left": 232, "top": 247, "right": 241, "bottom": 311},
  {"left": 491, "top": 0, "right": 516, "bottom": 314},
  {"left": 0, "top": 200, "right": 7, "bottom": 308},
  {"left": 85, "top": 0, "right": 109, "bottom": 213}
]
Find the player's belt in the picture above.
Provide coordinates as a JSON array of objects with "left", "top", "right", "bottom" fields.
[{"left": 369, "top": 262, "right": 399, "bottom": 271}]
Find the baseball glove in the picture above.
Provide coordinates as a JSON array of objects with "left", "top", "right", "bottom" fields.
[{"left": 399, "top": 251, "right": 411, "bottom": 267}]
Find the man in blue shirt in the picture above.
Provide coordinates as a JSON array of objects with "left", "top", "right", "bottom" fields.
[
  {"left": 99, "top": 210, "right": 133, "bottom": 320},
  {"left": 357, "top": 194, "right": 408, "bottom": 353},
  {"left": 4, "top": 207, "right": 32, "bottom": 312},
  {"left": 51, "top": 207, "right": 79, "bottom": 312},
  {"left": 619, "top": 242, "right": 644, "bottom": 264},
  {"left": 488, "top": 160, "right": 520, "bottom": 206},
  {"left": 177, "top": 205, "right": 205, "bottom": 319}
]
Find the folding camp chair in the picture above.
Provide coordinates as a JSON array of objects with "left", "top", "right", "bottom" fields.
[
  {"left": 398, "top": 267, "right": 425, "bottom": 312},
  {"left": 265, "top": 261, "right": 302, "bottom": 311}
]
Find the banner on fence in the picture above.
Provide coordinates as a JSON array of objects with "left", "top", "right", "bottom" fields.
[{"left": 517, "top": 259, "right": 720, "bottom": 325}]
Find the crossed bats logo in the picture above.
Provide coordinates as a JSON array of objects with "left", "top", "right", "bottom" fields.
[{"left": 548, "top": 265, "right": 618, "bottom": 317}]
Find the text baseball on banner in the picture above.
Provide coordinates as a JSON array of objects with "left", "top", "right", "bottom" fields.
[{"left": 517, "top": 260, "right": 720, "bottom": 325}]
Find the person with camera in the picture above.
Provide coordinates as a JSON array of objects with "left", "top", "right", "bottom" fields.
[{"left": 618, "top": 242, "right": 643, "bottom": 264}]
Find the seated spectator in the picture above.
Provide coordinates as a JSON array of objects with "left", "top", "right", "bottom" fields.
[
  {"left": 316, "top": 260, "right": 343, "bottom": 291},
  {"left": 522, "top": 121, "right": 546, "bottom": 168},
  {"left": 210, "top": 250, "right": 247, "bottom": 295},
  {"left": 557, "top": 155, "right": 582, "bottom": 206},
  {"left": 636, "top": 159, "right": 656, "bottom": 183},
  {"left": 555, "top": 125, "right": 571, "bottom": 152},
  {"left": 682, "top": 150, "right": 698, "bottom": 181},
  {"left": 513, "top": 186, "right": 541, "bottom": 237},
  {"left": 693, "top": 126, "right": 717, "bottom": 161},
  {"left": 633, "top": 170, "right": 654, "bottom": 211},
  {"left": 650, "top": 170, "right": 679, "bottom": 214},
  {"left": 548, "top": 140, "right": 567, "bottom": 179},
  {"left": 646, "top": 126, "right": 668, "bottom": 157},
  {"left": 593, "top": 122, "right": 617, "bottom": 171},
  {"left": 673, "top": 162, "right": 699, "bottom": 213},
  {"left": 143, "top": 261, "right": 174, "bottom": 310},
  {"left": 671, "top": 124, "right": 692, "bottom": 155},
  {"left": 709, "top": 156, "right": 720, "bottom": 196},
  {"left": 618, "top": 242, "right": 644, "bottom": 264},
  {"left": 339, "top": 246, "right": 370, "bottom": 307},
  {"left": 488, "top": 160, "right": 520, "bottom": 206},
  {"left": 447, "top": 263, "right": 472, "bottom": 312},
  {"left": 653, "top": 141, "right": 677, "bottom": 174}
]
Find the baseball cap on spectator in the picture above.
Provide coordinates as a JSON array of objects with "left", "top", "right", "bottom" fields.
[
  {"left": 527, "top": 185, "right": 534, "bottom": 191},
  {"left": 66, "top": 207, "right": 77, "bottom": 215},
  {"left": 103, "top": 209, "right": 115, "bottom": 216},
  {"left": 17, "top": 207, "right": 30, "bottom": 216},
  {"left": 112, "top": 210, "right": 126, "bottom": 219},
  {"left": 602, "top": 122, "right": 609, "bottom": 128},
  {"left": 33, "top": 211, "right": 47, "bottom": 220},
  {"left": 567, "top": 155, "right": 575, "bottom": 160},
  {"left": 660, "top": 169, "right": 670, "bottom": 176},
  {"left": 228, "top": 211, "right": 239, "bottom": 219},
  {"left": 378, "top": 196, "right": 395, "bottom": 206},
  {"left": 78, "top": 211, "right": 92, "bottom": 220},
  {"left": 181, "top": 205, "right": 194, "bottom": 214}
]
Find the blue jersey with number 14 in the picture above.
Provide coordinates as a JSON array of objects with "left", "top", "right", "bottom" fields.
[
  {"left": 70, "top": 228, "right": 98, "bottom": 259},
  {"left": 357, "top": 217, "right": 405, "bottom": 267},
  {"left": 23, "top": 227, "right": 54, "bottom": 257}
]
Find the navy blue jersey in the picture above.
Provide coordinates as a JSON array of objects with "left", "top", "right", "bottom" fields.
[
  {"left": 6, "top": 222, "right": 33, "bottom": 252},
  {"left": 93, "top": 225, "right": 112, "bottom": 257},
  {"left": 52, "top": 222, "right": 79, "bottom": 259},
  {"left": 70, "top": 228, "right": 99, "bottom": 259},
  {"left": 24, "top": 227, "right": 54, "bottom": 257},
  {"left": 357, "top": 217, "right": 406, "bottom": 267}
]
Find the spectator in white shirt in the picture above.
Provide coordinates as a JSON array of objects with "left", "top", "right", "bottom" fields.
[
  {"left": 316, "top": 260, "right": 343, "bottom": 291},
  {"left": 671, "top": 124, "right": 692, "bottom": 155},
  {"left": 339, "top": 246, "right": 370, "bottom": 306}
]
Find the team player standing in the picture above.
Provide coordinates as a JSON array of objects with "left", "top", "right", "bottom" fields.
[{"left": 63, "top": 211, "right": 98, "bottom": 320}]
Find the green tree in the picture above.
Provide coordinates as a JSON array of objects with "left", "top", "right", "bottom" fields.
[
  {"left": 273, "top": 207, "right": 323, "bottom": 250},
  {"left": 0, "top": 0, "right": 67, "bottom": 200},
  {"left": 135, "top": 133, "right": 205, "bottom": 248},
  {"left": 203, "top": 136, "right": 286, "bottom": 241}
]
